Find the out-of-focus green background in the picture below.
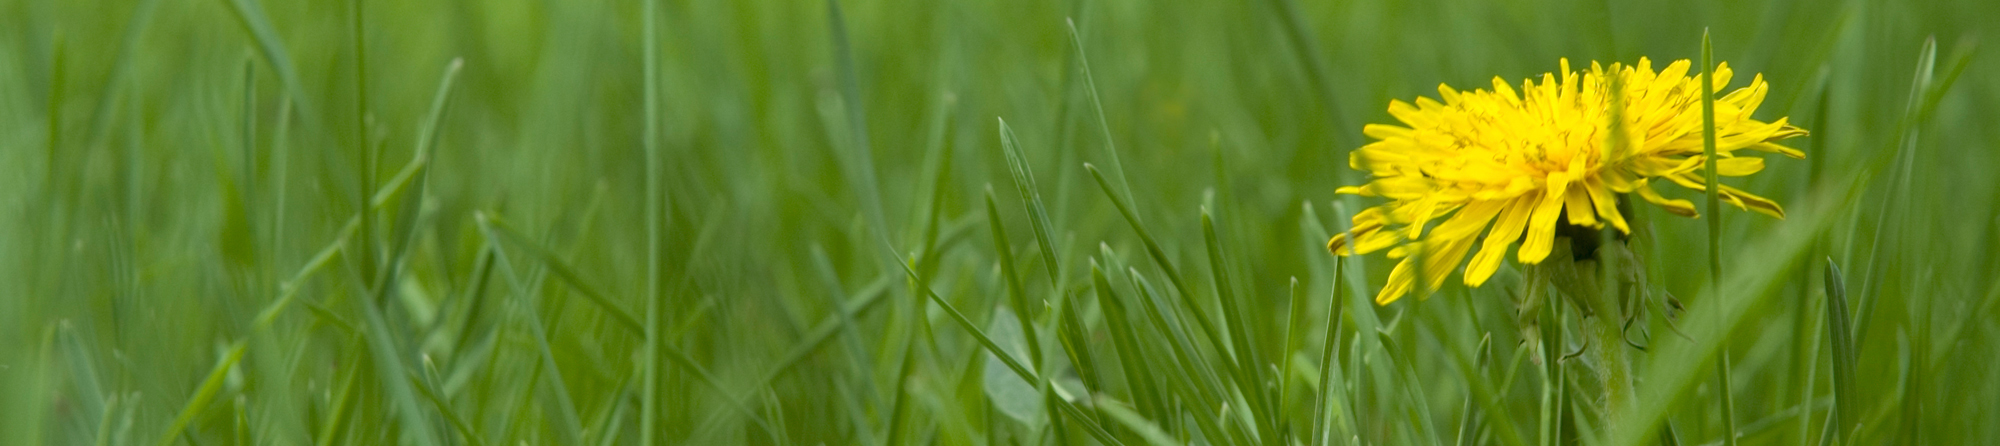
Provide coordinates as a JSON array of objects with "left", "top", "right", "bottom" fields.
[{"left": 2, "top": 0, "right": 1993, "bottom": 444}]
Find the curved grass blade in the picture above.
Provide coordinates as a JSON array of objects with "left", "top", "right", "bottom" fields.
[
  {"left": 1063, "top": 18, "right": 1140, "bottom": 214},
  {"left": 822, "top": 0, "right": 894, "bottom": 266},
  {"left": 219, "top": 0, "right": 316, "bottom": 129},
  {"left": 154, "top": 342, "right": 247, "bottom": 446},
  {"left": 1201, "top": 208, "right": 1275, "bottom": 439},
  {"left": 476, "top": 213, "right": 644, "bottom": 334},
  {"left": 684, "top": 276, "right": 897, "bottom": 438},
  {"left": 410, "top": 366, "right": 487, "bottom": 446},
  {"left": 985, "top": 187, "right": 1044, "bottom": 370},
  {"left": 1094, "top": 396, "right": 1180, "bottom": 446},
  {"left": 996, "top": 118, "right": 1062, "bottom": 286},
  {"left": 887, "top": 247, "right": 1125, "bottom": 446},
  {"left": 478, "top": 221, "right": 587, "bottom": 445}
]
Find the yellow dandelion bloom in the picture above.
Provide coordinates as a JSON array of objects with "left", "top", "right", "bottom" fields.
[{"left": 1328, "top": 58, "right": 1806, "bottom": 305}]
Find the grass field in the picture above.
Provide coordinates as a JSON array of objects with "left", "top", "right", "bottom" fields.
[{"left": 3, "top": 0, "right": 1996, "bottom": 444}]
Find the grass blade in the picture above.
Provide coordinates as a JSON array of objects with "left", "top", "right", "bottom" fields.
[
  {"left": 477, "top": 213, "right": 644, "bottom": 334},
  {"left": 411, "top": 363, "right": 487, "bottom": 446},
  {"left": 154, "top": 208, "right": 351, "bottom": 446},
  {"left": 1093, "top": 396, "right": 1180, "bottom": 446},
  {"left": 154, "top": 342, "right": 247, "bottom": 446},
  {"left": 985, "top": 187, "right": 1044, "bottom": 369},
  {"left": 887, "top": 247, "right": 1125, "bottom": 446},
  {"left": 313, "top": 347, "right": 364, "bottom": 446},
  {"left": 1091, "top": 259, "right": 1165, "bottom": 423},
  {"left": 1128, "top": 269, "right": 1234, "bottom": 445},
  {"left": 1087, "top": 163, "right": 1234, "bottom": 387},
  {"left": 1279, "top": 277, "right": 1307, "bottom": 428},
  {"left": 1085, "top": 163, "right": 1181, "bottom": 291},
  {"left": 1310, "top": 257, "right": 1351, "bottom": 446},
  {"left": 1063, "top": 18, "right": 1140, "bottom": 214},
  {"left": 350, "top": 0, "right": 378, "bottom": 290},
  {"left": 1422, "top": 318, "right": 1529, "bottom": 446},
  {"left": 1262, "top": 0, "right": 1350, "bottom": 149},
  {"left": 811, "top": 245, "right": 883, "bottom": 422},
  {"left": 1054, "top": 292, "right": 1105, "bottom": 426},
  {"left": 996, "top": 118, "right": 1062, "bottom": 286},
  {"left": 822, "top": 0, "right": 894, "bottom": 264},
  {"left": 640, "top": 0, "right": 667, "bottom": 441},
  {"left": 84, "top": 0, "right": 162, "bottom": 149},
  {"left": 1699, "top": 30, "right": 1742, "bottom": 446},
  {"left": 1608, "top": 181, "right": 1858, "bottom": 446},
  {"left": 1377, "top": 331, "right": 1445, "bottom": 446},
  {"left": 1200, "top": 207, "right": 1275, "bottom": 440},
  {"left": 478, "top": 221, "right": 587, "bottom": 444},
  {"left": 217, "top": 0, "right": 317, "bottom": 131},
  {"left": 1853, "top": 37, "right": 1941, "bottom": 352},
  {"left": 1823, "top": 259, "right": 1858, "bottom": 441}
]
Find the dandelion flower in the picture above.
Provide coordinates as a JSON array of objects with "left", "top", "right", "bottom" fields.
[{"left": 1328, "top": 58, "right": 1806, "bottom": 305}]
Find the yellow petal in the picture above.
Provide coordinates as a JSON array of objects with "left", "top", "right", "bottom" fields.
[
  {"left": 1585, "top": 178, "right": 1630, "bottom": 234},
  {"left": 1748, "top": 142, "right": 1806, "bottom": 159},
  {"left": 1430, "top": 199, "right": 1506, "bottom": 241},
  {"left": 1716, "top": 157, "right": 1764, "bottom": 176},
  {"left": 1719, "top": 184, "right": 1787, "bottom": 219},
  {"left": 1327, "top": 234, "right": 1352, "bottom": 256},
  {"left": 1563, "top": 185, "right": 1597, "bottom": 227},
  {"left": 1388, "top": 100, "right": 1435, "bottom": 128},
  {"left": 1516, "top": 174, "right": 1571, "bottom": 263},
  {"left": 1421, "top": 234, "right": 1478, "bottom": 293},
  {"left": 1637, "top": 180, "right": 1698, "bottom": 218},
  {"left": 1406, "top": 198, "right": 1442, "bottom": 239},
  {"left": 1437, "top": 84, "right": 1462, "bottom": 105},
  {"left": 1465, "top": 196, "right": 1533, "bottom": 286},
  {"left": 1377, "top": 254, "right": 1418, "bottom": 305},
  {"left": 1354, "top": 228, "right": 1404, "bottom": 254},
  {"left": 1710, "top": 62, "right": 1735, "bottom": 92},
  {"left": 1363, "top": 124, "right": 1412, "bottom": 140}
]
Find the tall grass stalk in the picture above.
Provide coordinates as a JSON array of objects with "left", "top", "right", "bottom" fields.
[{"left": 1698, "top": 29, "right": 1742, "bottom": 446}]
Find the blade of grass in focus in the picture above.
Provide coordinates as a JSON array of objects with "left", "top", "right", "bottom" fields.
[
  {"left": 1064, "top": 18, "right": 1141, "bottom": 214},
  {"left": 1608, "top": 173, "right": 1865, "bottom": 446},
  {"left": 1698, "top": 30, "right": 1743, "bottom": 446}
]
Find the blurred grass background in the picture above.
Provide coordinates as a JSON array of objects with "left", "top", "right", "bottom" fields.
[{"left": 1, "top": 0, "right": 1995, "bottom": 444}]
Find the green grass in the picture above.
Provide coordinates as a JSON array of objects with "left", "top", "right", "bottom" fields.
[{"left": 3, "top": 0, "right": 1997, "bottom": 444}]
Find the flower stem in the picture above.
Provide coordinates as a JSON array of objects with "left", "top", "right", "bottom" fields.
[
  {"left": 1546, "top": 236, "right": 1637, "bottom": 440},
  {"left": 1583, "top": 291, "right": 1636, "bottom": 434}
]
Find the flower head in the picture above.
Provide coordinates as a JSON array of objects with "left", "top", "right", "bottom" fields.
[{"left": 1329, "top": 58, "right": 1806, "bottom": 305}]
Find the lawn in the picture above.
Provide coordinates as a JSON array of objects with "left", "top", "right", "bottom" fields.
[{"left": 2, "top": 0, "right": 1995, "bottom": 444}]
